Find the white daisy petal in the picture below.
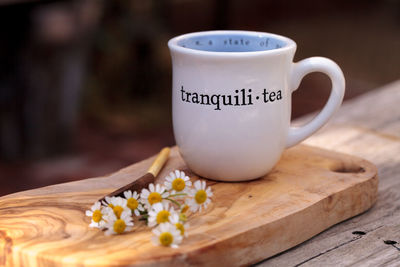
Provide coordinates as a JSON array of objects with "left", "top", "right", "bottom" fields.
[
  {"left": 206, "top": 188, "right": 213, "bottom": 196},
  {"left": 92, "top": 202, "right": 101, "bottom": 211},
  {"left": 102, "top": 196, "right": 115, "bottom": 208},
  {"left": 141, "top": 188, "right": 149, "bottom": 196},
  {"left": 194, "top": 180, "right": 201, "bottom": 190},
  {"left": 156, "top": 183, "right": 161, "bottom": 193},
  {"left": 153, "top": 228, "right": 161, "bottom": 235},
  {"left": 104, "top": 229, "right": 113, "bottom": 235},
  {"left": 89, "top": 222, "right": 98, "bottom": 228},
  {"left": 148, "top": 211, "right": 156, "bottom": 217},
  {"left": 123, "top": 190, "right": 132, "bottom": 199}
]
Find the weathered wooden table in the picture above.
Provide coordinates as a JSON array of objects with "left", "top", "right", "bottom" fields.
[
  {"left": 0, "top": 80, "right": 398, "bottom": 266},
  {"left": 258, "top": 80, "right": 400, "bottom": 266}
]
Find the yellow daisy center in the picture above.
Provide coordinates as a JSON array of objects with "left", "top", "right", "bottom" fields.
[
  {"left": 108, "top": 203, "right": 114, "bottom": 209},
  {"left": 113, "top": 219, "right": 126, "bottom": 234},
  {"left": 156, "top": 210, "right": 170, "bottom": 224},
  {"left": 195, "top": 189, "right": 207, "bottom": 204},
  {"left": 181, "top": 204, "right": 189, "bottom": 213},
  {"left": 172, "top": 178, "right": 186, "bottom": 191},
  {"left": 92, "top": 210, "right": 102, "bottom": 223},
  {"left": 175, "top": 223, "right": 185, "bottom": 236},
  {"left": 113, "top": 205, "right": 124, "bottom": 218},
  {"left": 148, "top": 192, "right": 162, "bottom": 205},
  {"left": 159, "top": 232, "right": 173, "bottom": 246},
  {"left": 127, "top": 198, "right": 138, "bottom": 210}
]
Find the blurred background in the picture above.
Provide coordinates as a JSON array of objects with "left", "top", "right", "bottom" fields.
[{"left": 0, "top": 0, "right": 399, "bottom": 196}]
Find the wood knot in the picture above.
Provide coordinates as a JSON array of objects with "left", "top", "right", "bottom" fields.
[
  {"left": 383, "top": 240, "right": 400, "bottom": 251},
  {"left": 352, "top": 231, "right": 366, "bottom": 236}
]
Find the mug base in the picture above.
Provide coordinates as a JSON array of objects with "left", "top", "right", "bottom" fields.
[{"left": 186, "top": 164, "right": 274, "bottom": 182}]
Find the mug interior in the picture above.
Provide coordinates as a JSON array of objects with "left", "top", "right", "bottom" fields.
[{"left": 177, "top": 32, "right": 287, "bottom": 52}]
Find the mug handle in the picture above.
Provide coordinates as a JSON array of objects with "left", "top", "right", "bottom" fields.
[{"left": 286, "top": 57, "right": 345, "bottom": 148}]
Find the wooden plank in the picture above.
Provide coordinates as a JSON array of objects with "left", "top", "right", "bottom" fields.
[
  {"left": 258, "top": 80, "right": 400, "bottom": 266},
  {"left": 0, "top": 145, "right": 377, "bottom": 266}
]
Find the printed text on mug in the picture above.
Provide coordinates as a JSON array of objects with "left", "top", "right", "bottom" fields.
[{"left": 180, "top": 86, "right": 282, "bottom": 110}]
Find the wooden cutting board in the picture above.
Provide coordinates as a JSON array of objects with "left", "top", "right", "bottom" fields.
[{"left": 0, "top": 145, "right": 378, "bottom": 267}]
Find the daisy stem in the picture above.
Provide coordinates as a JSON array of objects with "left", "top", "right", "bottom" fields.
[
  {"left": 139, "top": 209, "right": 148, "bottom": 215},
  {"left": 139, "top": 214, "right": 149, "bottom": 221},
  {"left": 169, "top": 193, "right": 187, "bottom": 197},
  {"left": 164, "top": 197, "right": 181, "bottom": 208}
]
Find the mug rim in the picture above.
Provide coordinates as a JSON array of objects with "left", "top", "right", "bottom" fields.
[{"left": 168, "top": 30, "right": 297, "bottom": 57}]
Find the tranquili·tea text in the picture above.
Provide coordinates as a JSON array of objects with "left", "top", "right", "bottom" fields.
[{"left": 179, "top": 86, "right": 283, "bottom": 110}]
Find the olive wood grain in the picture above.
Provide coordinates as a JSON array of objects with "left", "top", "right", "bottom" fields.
[
  {"left": 259, "top": 80, "right": 400, "bottom": 266},
  {"left": 0, "top": 144, "right": 377, "bottom": 267}
]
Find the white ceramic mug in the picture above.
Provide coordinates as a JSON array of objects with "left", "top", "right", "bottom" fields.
[{"left": 168, "top": 30, "right": 345, "bottom": 181}]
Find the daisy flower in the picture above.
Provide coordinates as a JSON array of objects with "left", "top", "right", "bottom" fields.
[
  {"left": 85, "top": 201, "right": 107, "bottom": 229},
  {"left": 147, "top": 202, "right": 177, "bottom": 227},
  {"left": 104, "top": 210, "right": 134, "bottom": 235},
  {"left": 101, "top": 196, "right": 115, "bottom": 208},
  {"left": 187, "top": 180, "right": 213, "bottom": 212},
  {"left": 164, "top": 170, "right": 192, "bottom": 195},
  {"left": 170, "top": 213, "right": 188, "bottom": 237},
  {"left": 106, "top": 196, "right": 131, "bottom": 219},
  {"left": 140, "top": 183, "right": 169, "bottom": 209},
  {"left": 123, "top": 190, "right": 143, "bottom": 216},
  {"left": 151, "top": 222, "right": 183, "bottom": 248}
]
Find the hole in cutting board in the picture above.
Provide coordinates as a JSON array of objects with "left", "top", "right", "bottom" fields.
[{"left": 331, "top": 164, "right": 366, "bottom": 174}]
